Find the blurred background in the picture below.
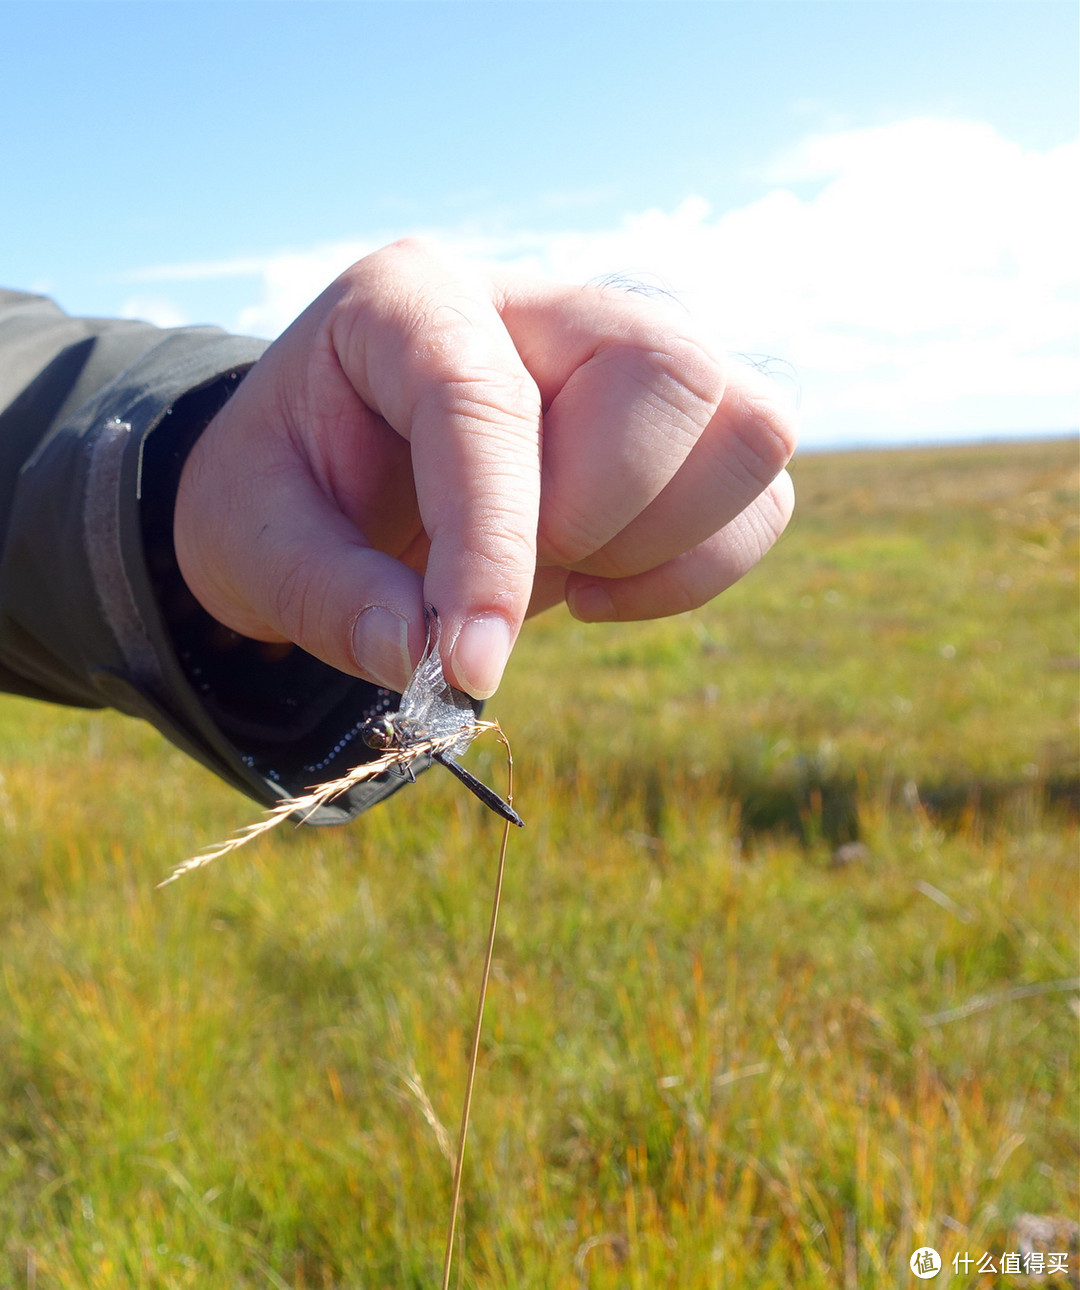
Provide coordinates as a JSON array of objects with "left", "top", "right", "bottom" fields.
[{"left": 3, "top": 0, "right": 1077, "bottom": 448}]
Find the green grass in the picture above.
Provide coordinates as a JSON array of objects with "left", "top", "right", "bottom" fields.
[{"left": 1, "top": 437, "right": 1077, "bottom": 1288}]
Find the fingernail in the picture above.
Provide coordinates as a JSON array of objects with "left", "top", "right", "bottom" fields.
[
  {"left": 568, "top": 582, "right": 615, "bottom": 621},
  {"left": 351, "top": 606, "right": 412, "bottom": 691},
  {"left": 450, "top": 613, "right": 513, "bottom": 699}
]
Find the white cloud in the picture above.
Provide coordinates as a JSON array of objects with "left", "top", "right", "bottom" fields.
[
  {"left": 125, "top": 255, "right": 273, "bottom": 283},
  {"left": 118, "top": 294, "right": 191, "bottom": 330},
  {"left": 128, "top": 118, "right": 1079, "bottom": 446},
  {"left": 233, "top": 243, "right": 382, "bottom": 338}
]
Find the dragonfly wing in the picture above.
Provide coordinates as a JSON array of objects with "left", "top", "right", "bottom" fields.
[
  {"left": 401, "top": 607, "right": 480, "bottom": 748},
  {"left": 381, "top": 607, "right": 516, "bottom": 821},
  {"left": 397, "top": 608, "right": 441, "bottom": 723}
]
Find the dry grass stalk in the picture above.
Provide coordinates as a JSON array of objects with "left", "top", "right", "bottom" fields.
[
  {"left": 158, "top": 721, "right": 503, "bottom": 887},
  {"left": 393, "top": 1065, "right": 455, "bottom": 1165}
]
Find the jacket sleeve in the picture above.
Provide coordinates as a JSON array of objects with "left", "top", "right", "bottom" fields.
[{"left": 0, "top": 289, "right": 410, "bottom": 823}]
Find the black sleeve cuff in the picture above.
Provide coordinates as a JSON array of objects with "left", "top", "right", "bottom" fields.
[{"left": 0, "top": 327, "right": 409, "bottom": 823}]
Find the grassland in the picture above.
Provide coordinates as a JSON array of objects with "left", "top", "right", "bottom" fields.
[{"left": 0, "top": 437, "right": 1076, "bottom": 1289}]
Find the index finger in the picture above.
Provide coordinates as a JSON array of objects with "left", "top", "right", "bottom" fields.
[{"left": 328, "top": 239, "right": 542, "bottom": 697}]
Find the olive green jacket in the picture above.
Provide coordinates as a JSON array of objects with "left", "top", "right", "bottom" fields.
[{"left": 0, "top": 289, "right": 406, "bottom": 823}]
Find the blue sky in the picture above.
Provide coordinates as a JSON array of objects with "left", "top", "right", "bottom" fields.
[{"left": 3, "top": 0, "right": 1077, "bottom": 446}]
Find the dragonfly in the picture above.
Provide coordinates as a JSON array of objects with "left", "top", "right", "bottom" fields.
[{"left": 360, "top": 606, "right": 524, "bottom": 828}]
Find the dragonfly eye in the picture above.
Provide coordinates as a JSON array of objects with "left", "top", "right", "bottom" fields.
[{"left": 362, "top": 717, "right": 396, "bottom": 751}]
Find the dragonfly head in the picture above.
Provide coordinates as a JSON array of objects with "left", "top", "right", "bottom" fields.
[{"left": 361, "top": 716, "right": 396, "bottom": 751}]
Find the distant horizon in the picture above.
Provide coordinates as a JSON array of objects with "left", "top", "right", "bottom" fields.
[{"left": 794, "top": 428, "right": 1079, "bottom": 455}]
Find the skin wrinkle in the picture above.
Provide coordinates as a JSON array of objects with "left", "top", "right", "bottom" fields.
[
  {"left": 395, "top": 287, "right": 544, "bottom": 453},
  {"left": 175, "top": 429, "right": 298, "bottom": 636},
  {"left": 680, "top": 473, "right": 789, "bottom": 592},
  {"left": 282, "top": 360, "right": 418, "bottom": 555},
  {"left": 576, "top": 473, "right": 794, "bottom": 621},
  {"left": 226, "top": 448, "right": 387, "bottom": 646},
  {"left": 293, "top": 403, "right": 396, "bottom": 524},
  {"left": 415, "top": 374, "right": 542, "bottom": 443},
  {"left": 649, "top": 556, "right": 704, "bottom": 618},
  {"left": 658, "top": 363, "right": 794, "bottom": 516},
  {"left": 257, "top": 317, "right": 388, "bottom": 527},
  {"left": 426, "top": 472, "right": 540, "bottom": 540},
  {"left": 540, "top": 377, "right": 792, "bottom": 582},
  {"left": 493, "top": 277, "right": 710, "bottom": 406},
  {"left": 268, "top": 540, "right": 346, "bottom": 654},
  {"left": 584, "top": 337, "right": 722, "bottom": 453},
  {"left": 535, "top": 341, "right": 718, "bottom": 569},
  {"left": 335, "top": 424, "right": 416, "bottom": 536},
  {"left": 593, "top": 371, "right": 703, "bottom": 475},
  {"left": 589, "top": 333, "right": 721, "bottom": 405},
  {"left": 719, "top": 476, "right": 791, "bottom": 566},
  {"left": 666, "top": 412, "right": 786, "bottom": 542},
  {"left": 327, "top": 280, "right": 448, "bottom": 435},
  {"left": 412, "top": 379, "right": 541, "bottom": 544},
  {"left": 722, "top": 384, "right": 798, "bottom": 489},
  {"left": 362, "top": 251, "right": 529, "bottom": 387},
  {"left": 328, "top": 289, "right": 388, "bottom": 419},
  {"left": 424, "top": 488, "right": 540, "bottom": 604},
  {"left": 535, "top": 507, "right": 608, "bottom": 573},
  {"left": 269, "top": 534, "right": 419, "bottom": 672},
  {"left": 322, "top": 292, "right": 547, "bottom": 556},
  {"left": 563, "top": 539, "right": 648, "bottom": 583}
]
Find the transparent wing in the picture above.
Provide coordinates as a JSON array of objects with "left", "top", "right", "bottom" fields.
[{"left": 399, "top": 606, "right": 479, "bottom": 752}]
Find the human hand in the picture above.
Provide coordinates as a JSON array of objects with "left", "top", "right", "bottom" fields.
[{"left": 173, "top": 238, "right": 797, "bottom": 699}]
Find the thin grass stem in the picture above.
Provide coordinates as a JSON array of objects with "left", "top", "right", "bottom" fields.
[{"left": 441, "top": 732, "right": 515, "bottom": 1290}]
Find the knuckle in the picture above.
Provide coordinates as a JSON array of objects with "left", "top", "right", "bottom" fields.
[
  {"left": 422, "top": 367, "right": 542, "bottom": 444},
  {"left": 458, "top": 490, "right": 539, "bottom": 564},
  {"left": 346, "top": 235, "right": 440, "bottom": 280},
  {"left": 598, "top": 331, "right": 724, "bottom": 416},
  {"left": 474, "top": 519, "right": 537, "bottom": 579},
  {"left": 383, "top": 233, "right": 437, "bottom": 260}
]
